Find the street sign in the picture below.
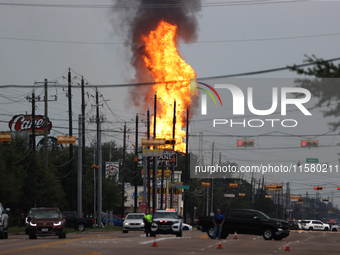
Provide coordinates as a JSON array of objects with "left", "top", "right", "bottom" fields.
[
  {"left": 177, "top": 185, "right": 189, "bottom": 189},
  {"left": 224, "top": 194, "right": 235, "bottom": 198},
  {"left": 306, "top": 158, "right": 319, "bottom": 163},
  {"left": 170, "top": 183, "right": 183, "bottom": 188}
]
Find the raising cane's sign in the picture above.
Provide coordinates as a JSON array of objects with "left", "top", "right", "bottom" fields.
[{"left": 8, "top": 114, "right": 52, "bottom": 135}]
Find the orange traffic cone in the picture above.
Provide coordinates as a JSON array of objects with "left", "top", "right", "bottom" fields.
[
  {"left": 217, "top": 239, "right": 222, "bottom": 249},
  {"left": 152, "top": 236, "right": 158, "bottom": 247},
  {"left": 233, "top": 231, "right": 238, "bottom": 239},
  {"left": 285, "top": 241, "right": 290, "bottom": 251}
]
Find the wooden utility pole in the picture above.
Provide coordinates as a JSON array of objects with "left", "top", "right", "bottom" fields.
[
  {"left": 134, "top": 114, "right": 138, "bottom": 212},
  {"left": 122, "top": 123, "right": 126, "bottom": 218},
  {"left": 44, "top": 79, "right": 48, "bottom": 171},
  {"left": 68, "top": 68, "right": 74, "bottom": 211},
  {"left": 147, "top": 109, "right": 151, "bottom": 213}
]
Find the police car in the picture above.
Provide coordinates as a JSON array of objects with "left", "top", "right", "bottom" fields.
[{"left": 151, "top": 209, "right": 182, "bottom": 237}]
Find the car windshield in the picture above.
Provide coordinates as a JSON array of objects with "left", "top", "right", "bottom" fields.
[
  {"left": 255, "top": 211, "right": 270, "bottom": 219},
  {"left": 126, "top": 214, "right": 144, "bottom": 220},
  {"left": 153, "top": 212, "right": 178, "bottom": 219},
  {"left": 34, "top": 210, "right": 59, "bottom": 219},
  {"left": 28, "top": 209, "right": 36, "bottom": 216}
]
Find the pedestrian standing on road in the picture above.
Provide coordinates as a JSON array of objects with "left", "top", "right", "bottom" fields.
[
  {"left": 143, "top": 212, "right": 153, "bottom": 237},
  {"left": 213, "top": 208, "right": 225, "bottom": 239}
]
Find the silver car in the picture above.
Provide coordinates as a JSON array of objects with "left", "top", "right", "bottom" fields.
[{"left": 123, "top": 213, "right": 145, "bottom": 233}]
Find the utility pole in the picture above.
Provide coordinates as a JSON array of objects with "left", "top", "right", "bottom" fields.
[
  {"left": 171, "top": 101, "right": 176, "bottom": 208},
  {"left": 122, "top": 123, "right": 126, "bottom": 218},
  {"left": 81, "top": 77, "right": 86, "bottom": 215},
  {"left": 134, "top": 114, "right": 138, "bottom": 213},
  {"left": 77, "top": 114, "right": 82, "bottom": 218},
  {"left": 210, "top": 142, "right": 214, "bottom": 216},
  {"left": 44, "top": 79, "right": 48, "bottom": 171},
  {"left": 147, "top": 109, "right": 151, "bottom": 213},
  {"left": 184, "top": 106, "right": 189, "bottom": 222},
  {"left": 68, "top": 68, "right": 74, "bottom": 211},
  {"left": 153, "top": 95, "right": 157, "bottom": 212},
  {"left": 31, "top": 92, "right": 36, "bottom": 152}
]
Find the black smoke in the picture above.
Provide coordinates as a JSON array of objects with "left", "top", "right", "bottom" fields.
[{"left": 112, "top": 0, "right": 201, "bottom": 110}]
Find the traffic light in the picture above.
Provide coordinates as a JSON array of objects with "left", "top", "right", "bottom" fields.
[
  {"left": 229, "top": 183, "right": 238, "bottom": 188},
  {"left": 301, "top": 139, "right": 318, "bottom": 148},
  {"left": 265, "top": 185, "right": 282, "bottom": 190},
  {"left": 201, "top": 182, "right": 211, "bottom": 187},
  {"left": 0, "top": 133, "right": 12, "bottom": 143},
  {"left": 165, "top": 139, "right": 176, "bottom": 145},
  {"left": 91, "top": 164, "right": 99, "bottom": 169},
  {"left": 314, "top": 186, "right": 323, "bottom": 190},
  {"left": 57, "top": 136, "right": 76, "bottom": 145},
  {"left": 237, "top": 139, "right": 254, "bottom": 147},
  {"left": 322, "top": 198, "right": 329, "bottom": 202}
]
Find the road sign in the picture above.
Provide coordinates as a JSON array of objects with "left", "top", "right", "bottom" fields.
[
  {"left": 177, "top": 185, "right": 189, "bottom": 189},
  {"left": 306, "top": 158, "right": 318, "bottom": 163},
  {"left": 170, "top": 183, "right": 183, "bottom": 188},
  {"left": 224, "top": 194, "right": 235, "bottom": 198}
]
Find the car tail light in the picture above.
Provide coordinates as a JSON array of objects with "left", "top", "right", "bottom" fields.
[
  {"left": 92, "top": 219, "right": 94, "bottom": 224},
  {"left": 198, "top": 216, "right": 201, "bottom": 224}
]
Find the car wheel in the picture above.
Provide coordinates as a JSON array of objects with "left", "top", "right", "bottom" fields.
[
  {"left": 4, "top": 231, "right": 8, "bottom": 239},
  {"left": 176, "top": 231, "right": 182, "bottom": 237},
  {"left": 77, "top": 223, "right": 86, "bottom": 232},
  {"left": 324, "top": 227, "right": 329, "bottom": 231},
  {"left": 309, "top": 227, "right": 313, "bottom": 230},
  {"left": 207, "top": 225, "right": 214, "bottom": 239},
  {"left": 183, "top": 226, "right": 189, "bottom": 231},
  {"left": 263, "top": 228, "right": 274, "bottom": 240},
  {"left": 0, "top": 232, "right": 4, "bottom": 239}
]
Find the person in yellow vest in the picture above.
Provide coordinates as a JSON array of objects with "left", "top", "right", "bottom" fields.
[{"left": 143, "top": 212, "right": 153, "bottom": 237}]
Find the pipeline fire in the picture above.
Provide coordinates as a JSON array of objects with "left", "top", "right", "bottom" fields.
[{"left": 140, "top": 20, "right": 197, "bottom": 152}]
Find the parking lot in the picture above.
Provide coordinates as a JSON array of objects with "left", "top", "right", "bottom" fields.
[{"left": 0, "top": 229, "right": 339, "bottom": 255}]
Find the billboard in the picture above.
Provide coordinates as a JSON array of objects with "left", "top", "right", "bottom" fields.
[
  {"left": 8, "top": 114, "right": 52, "bottom": 135},
  {"left": 105, "top": 162, "right": 119, "bottom": 181}
]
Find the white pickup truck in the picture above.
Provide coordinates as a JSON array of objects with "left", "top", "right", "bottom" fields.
[{"left": 0, "top": 203, "right": 9, "bottom": 239}]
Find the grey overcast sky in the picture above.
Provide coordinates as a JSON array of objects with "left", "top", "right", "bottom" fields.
[{"left": 1, "top": 1, "right": 340, "bottom": 206}]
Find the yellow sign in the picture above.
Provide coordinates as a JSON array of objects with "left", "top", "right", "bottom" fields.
[{"left": 141, "top": 169, "right": 171, "bottom": 177}]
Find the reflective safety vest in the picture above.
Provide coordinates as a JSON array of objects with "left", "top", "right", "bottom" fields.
[{"left": 144, "top": 214, "right": 152, "bottom": 223}]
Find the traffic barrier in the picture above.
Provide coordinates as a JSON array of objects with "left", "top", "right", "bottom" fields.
[
  {"left": 217, "top": 239, "right": 222, "bottom": 249},
  {"left": 285, "top": 241, "right": 290, "bottom": 251},
  {"left": 152, "top": 236, "right": 158, "bottom": 247},
  {"left": 233, "top": 231, "right": 238, "bottom": 239}
]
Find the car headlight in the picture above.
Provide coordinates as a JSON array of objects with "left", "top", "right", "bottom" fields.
[
  {"left": 53, "top": 221, "right": 62, "bottom": 226},
  {"left": 30, "top": 222, "right": 37, "bottom": 227},
  {"left": 124, "top": 223, "right": 129, "bottom": 226}
]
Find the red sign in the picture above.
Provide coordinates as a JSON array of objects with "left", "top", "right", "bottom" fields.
[
  {"left": 139, "top": 202, "right": 148, "bottom": 214},
  {"left": 8, "top": 114, "right": 52, "bottom": 135}
]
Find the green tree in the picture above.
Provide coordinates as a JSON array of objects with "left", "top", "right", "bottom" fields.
[{"left": 288, "top": 55, "right": 340, "bottom": 129}]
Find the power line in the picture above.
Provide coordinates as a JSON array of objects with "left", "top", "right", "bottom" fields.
[
  {"left": 0, "top": 1, "right": 310, "bottom": 9},
  {"left": 2, "top": 31, "right": 340, "bottom": 45},
  {"left": 1, "top": 56, "right": 340, "bottom": 89}
]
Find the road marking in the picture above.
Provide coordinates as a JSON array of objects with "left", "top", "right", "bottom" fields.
[
  {"left": 139, "top": 236, "right": 189, "bottom": 244},
  {"left": 305, "top": 236, "right": 313, "bottom": 242},
  {"left": 207, "top": 245, "right": 212, "bottom": 248},
  {"left": 198, "top": 234, "right": 208, "bottom": 239},
  {"left": 323, "top": 233, "right": 326, "bottom": 237},
  {"left": 0, "top": 237, "right": 100, "bottom": 254}
]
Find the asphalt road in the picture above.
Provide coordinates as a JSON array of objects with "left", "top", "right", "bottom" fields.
[{"left": 0, "top": 230, "right": 339, "bottom": 255}]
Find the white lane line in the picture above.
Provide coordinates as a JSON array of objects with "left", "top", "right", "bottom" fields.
[
  {"left": 323, "top": 233, "right": 326, "bottom": 237},
  {"left": 296, "top": 240, "right": 300, "bottom": 242},
  {"left": 207, "top": 245, "right": 212, "bottom": 248},
  {"left": 139, "top": 236, "right": 190, "bottom": 244}
]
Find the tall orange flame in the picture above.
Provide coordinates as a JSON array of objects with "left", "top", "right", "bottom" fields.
[{"left": 140, "top": 20, "right": 198, "bottom": 152}]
